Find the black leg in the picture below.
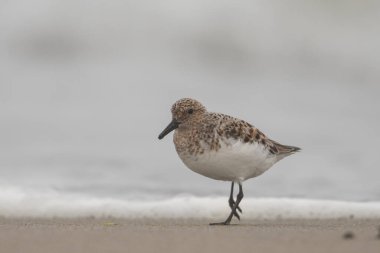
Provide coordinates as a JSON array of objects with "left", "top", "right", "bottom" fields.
[
  {"left": 210, "top": 183, "right": 244, "bottom": 225},
  {"left": 228, "top": 182, "right": 242, "bottom": 214}
]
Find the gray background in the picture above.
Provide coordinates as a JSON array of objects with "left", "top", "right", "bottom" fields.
[{"left": 1, "top": 0, "right": 379, "bottom": 201}]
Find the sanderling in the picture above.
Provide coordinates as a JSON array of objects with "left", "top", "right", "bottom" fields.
[{"left": 158, "top": 98, "right": 300, "bottom": 225}]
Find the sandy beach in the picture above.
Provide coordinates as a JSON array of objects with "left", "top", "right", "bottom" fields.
[{"left": 0, "top": 218, "right": 379, "bottom": 253}]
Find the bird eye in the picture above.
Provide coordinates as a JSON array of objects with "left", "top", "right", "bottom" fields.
[{"left": 187, "top": 109, "right": 194, "bottom": 114}]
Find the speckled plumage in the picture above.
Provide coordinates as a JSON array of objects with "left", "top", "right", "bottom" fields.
[
  {"left": 159, "top": 98, "right": 300, "bottom": 224},
  {"left": 172, "top": 98, "right": 299, "bottom": 181}
]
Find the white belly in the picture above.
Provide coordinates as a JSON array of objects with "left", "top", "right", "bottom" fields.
[{"left": 178, "top": 141, "right": 279, "bottom": 182}]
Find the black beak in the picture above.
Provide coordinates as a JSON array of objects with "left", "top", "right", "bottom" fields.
[{"left": 158, "top": 119, "right": 179, "bottom": 140}]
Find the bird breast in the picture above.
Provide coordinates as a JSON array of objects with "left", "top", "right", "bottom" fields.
[{"left": 175, "top": 137, "right": 279, "bottom": 182}]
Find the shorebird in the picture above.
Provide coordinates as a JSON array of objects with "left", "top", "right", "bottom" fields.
[{"left": 158, "top": 98, "right": 300, "bottom": 225}]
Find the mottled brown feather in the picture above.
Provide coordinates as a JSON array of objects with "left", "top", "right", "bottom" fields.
[{"left": 170, "top": 98, "right": 300, "bottom": 157}]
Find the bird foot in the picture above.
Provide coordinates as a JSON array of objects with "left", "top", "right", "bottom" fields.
[{"left": 209, "top": 221, "right": 230, "bottom": 226}]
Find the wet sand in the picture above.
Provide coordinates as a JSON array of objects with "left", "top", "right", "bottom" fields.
[{"left": 0, "top": 218, "right": 379, "bottom": 253}]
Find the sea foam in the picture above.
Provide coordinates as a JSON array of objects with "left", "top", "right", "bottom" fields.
[{"left": 0, "top": 186, "right": 379, "bottom": 219}]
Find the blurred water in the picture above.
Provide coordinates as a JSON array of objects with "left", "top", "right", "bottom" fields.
[{"left": 1, "top": 0, "right": 380, "bottom": 205}]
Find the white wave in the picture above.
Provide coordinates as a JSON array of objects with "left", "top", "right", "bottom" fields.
[{"left": 0, "top": 186, "right": 380, "bottom": 219}]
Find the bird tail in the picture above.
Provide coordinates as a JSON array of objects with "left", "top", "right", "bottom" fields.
[
  {"left": 282, "top": 145, "right": 301, "bottom": 153},
  {"left": 272, "top": 141, "right": 301, "bottom": 155}
]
